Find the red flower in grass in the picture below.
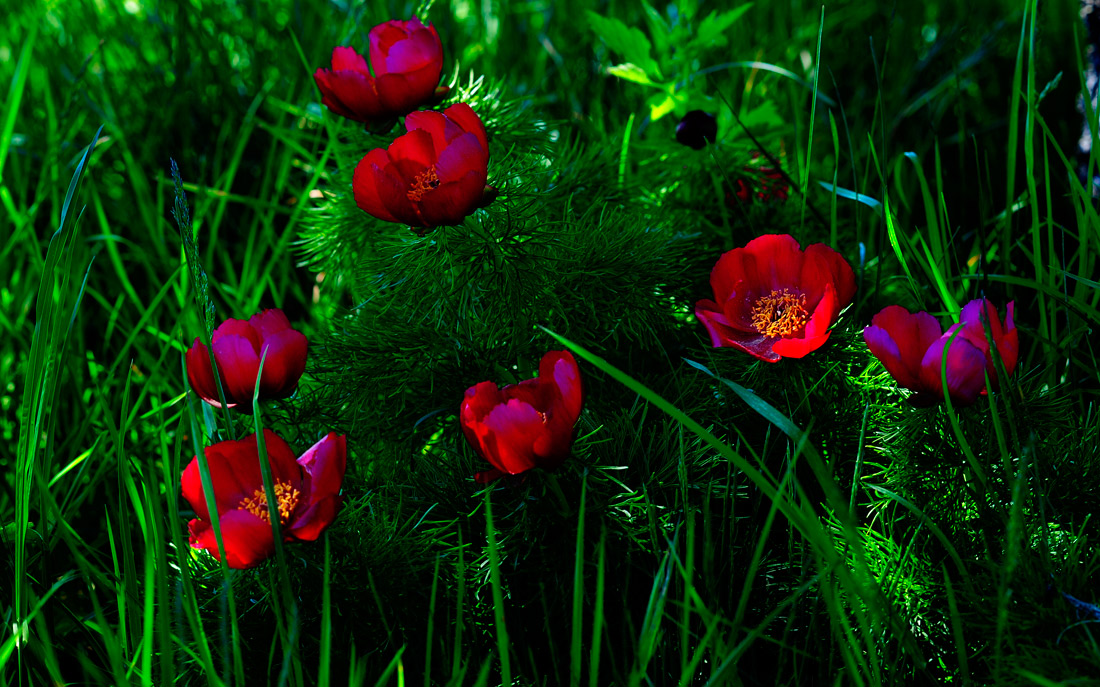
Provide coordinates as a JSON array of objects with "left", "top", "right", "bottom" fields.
[
  {"left": 313, "top": 18, "right": 443, "bottom": 124},
  {"left": 353, "top": 103, "right": 491, "bottom": 230},
  {"left": 460, "top": 351, "right": 583, "bottom": 483},
  {"left": 186, "top": 309, "right": 307, "bottom": 411},
  {"left": 863, "top": 299, "right": 1017, "bottom": 407},
  {"left": 182, "top": 430, "right": 347, "bottom": 569},
  {"left": 696, "top": 234, "right": 856, "bottom": 362}
]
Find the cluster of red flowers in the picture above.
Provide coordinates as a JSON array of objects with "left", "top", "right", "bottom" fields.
[
  {"left": 178, "top": 18, "right": 1022, "bottom": 570},
  {"left": 314, "top": 19, "right": 494, "bottom": 231},
  {"left": 183, "top": 311, "right": 348, "bottom": 569},
  {"left": 177, "top": 18, "right": 586, "bottom": 569},
  {"left": 696, "top": 233, "right": 1019, "bottom": 406}
]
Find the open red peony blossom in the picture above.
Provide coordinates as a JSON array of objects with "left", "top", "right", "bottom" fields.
[
  {"left": 696, "top": 234, "right": 856, "bottom": 362},
  {"left": 460, "top": 350, "right": 584, "bottom": 483},
  {"left": 313, "top": 18, "right": 443, "bottom": 124},
  {"left": 353, "top": 103, "right": 491, "bottom": 229},
  {"left": 182, "top": 430, "right": 347, "bottom": 569},
  {"left": 186, "top": 309, "right": 308, "bottom": 411},
  {"left": 863, "top": 299, "right": 1017, "bottom": 407}
]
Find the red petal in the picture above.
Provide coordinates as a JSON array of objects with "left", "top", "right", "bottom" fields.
[
  {"left": 389, "top": 128, "right": 438, "bottom": 171},
  {"left": 353, "top": 149, "right": 400, "bottom": 223},
  {"left": 189, "top": 511, "right": 276, "bottom": 570},
  {"left": 863, "top": 305, "right": 941, "bottom": 389},
  {"left": 313, "top": 69, "right": 359, "bottom": 121},
  {"left": 480, "top": 399, "right": 546, "bottom": 474},
  {"left": 331, "top": 46, "right": 369, "bottom": 73},
  {"left": 371, "top": 160, "right": 423, "bottom": 226},
  {"left": 374, "top": 73, "right": 426, "bottom": 118},
  {"left": 696, "top": 301, "right": 738, "bottom": 348},
  {"left": 708, "top": 250, "right": 751, "bottom": 309},
  {"left": 441, "top": 104, "right": 489, "bottom": 153},
  {"left": 296, "top": 433, "right": 347, "bottom": 511},
  {"left": 287, "top": 495, "right": 342, "bottom": 541},
  {"left": 181, "top": 456, "right": 213, "bottom": 523},
  {"left": 319, "top": 70, "right": 384, "bottom": 122},
  {"left": 918, "top": 333, "right": 988, "bottom": 406},
  {"left": 186, "top": 339, "right": 228, "bottom": 408},
  {"left": 800, "top": 243, "right": 855, "bottom": 314},
  {"left": 416, "top": 170, "right": 485, "bottom": 227},
  {"left": 248, "top": 309, "right": 292, "bottom": 338},
  {"left": 956, "top": 299, "right": 996, "bottom": 355},
  {"left": 211, "top": 334, "right": 261, "bottom": 405},
  {"left": 742, "top": 234, "right": 804, "bottom": 294},
  {"left": 996, "top": 328, "right": 1019, "bottom": 380},
  {"left": 696, "top": 300, "right": 781, "bottom": 362},
  {"left": 211, "top": 318, "right": 260, "bottom": 347},
  {"left": 369, "top": 21, "right": 415, "bottom": 73},
  {"left": 405, "top": 110, "right": 450, "bottom": 152},
  {"left": 434, "top": 133, "right": 488, "bottom": 183},
  {"left": 541, "top": 350, "right": 583, "bottom": 426},
  {"left": 182, "top": 438, "right": 263, "bottom": 524},
  {"left": 251, "top": 429, "right": 301, "bottom": 489},
  {"left": 257, "top": 329, "right": 308, "bottom": 399},
  {"left": 461, "top": 381, "right": 505, "bottom": 460},
  {"left": 474, "top": 468, "right": 506, "bottom": 484},
  {"left": 771, "top": 331, "right": 831, "bottom": 358},
  {"left": 381, "top": 25, "right": 442, "bottom": 75}
]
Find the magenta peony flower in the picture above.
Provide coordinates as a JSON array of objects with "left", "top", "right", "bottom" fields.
[
  {"left": 313, "top": 18, "right": 444, "bottom": 124},
  {"left": 186, "top": 309, "right": 307, "bottom": 411}
]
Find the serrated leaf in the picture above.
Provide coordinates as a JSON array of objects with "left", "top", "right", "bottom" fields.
[
  {"left": 608, "top": 63, "right": 658, "bottom": 86},
  {"left": 640, "top": 0, "right": 670, "bottom": 56},
  {"left": 587, "top": 11, "right": 663, "bottom": 80},
  {"left": 693, "top": 4, "right": 753, "bottom": 49}
]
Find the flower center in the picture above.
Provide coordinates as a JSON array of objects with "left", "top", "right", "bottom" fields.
[
  {"left": 407, "top": 167, "right": 441, "bottom": 202},
  {"left": 238, "top": 480, "right": 301, "bottom": 525},
  {"left": 750, "top": 289, "right": 809, "bottom": 337}
]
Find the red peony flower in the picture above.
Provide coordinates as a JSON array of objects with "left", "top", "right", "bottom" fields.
[
  {"left": 313, "top": 18, "right": 443, "bottom": 124},
  {"left": 182, "top": 430, "right": 346, "bottom": 569},
  {"left": 353, "top": 103, "right": 491, "bottom": 229},
  {"left": 186, "top": 309, "right": 308, "bottom": 411},
  {"left": 863, "top": 299, "right": 1017, "bottom": 407},
  {"left": 460, "top": 351, "right": 584, "bottom": 483},
  {"left": 696, "top": 234, "right": 856, "bottom": 362}
]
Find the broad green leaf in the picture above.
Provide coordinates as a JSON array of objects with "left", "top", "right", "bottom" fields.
[
  {"left": 647, "top": 92, "right": 678, "bottom": 121},
  {"left": 693, "top": 5, "right": 753, "bottom": 49},
  {"left": 608, "top": 63, "right": 658, "bottom": 86},
  {"left": 587, "top": 11, "right": 663, "bottom": 80}
]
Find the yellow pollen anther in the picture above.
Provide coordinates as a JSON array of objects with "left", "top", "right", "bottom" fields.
[
  {"left": 407, "top": 167, "right": 441, "bottom": 202},
  {"left": 751, "top": 289, "right": 809, "bottom": 337},
  {"left": 239, "top": 480, "right": 301, "bottom": 525}
]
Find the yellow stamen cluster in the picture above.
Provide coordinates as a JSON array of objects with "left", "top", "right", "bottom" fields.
[
  {"left": 407, "top": 167, "right": 441, "bottom": 202},
  {"left": 751, "top": 289, "right": 809, "bottom": 337},
  {"left": 239, "top": 480, "right": 301, "bottom": 525}
]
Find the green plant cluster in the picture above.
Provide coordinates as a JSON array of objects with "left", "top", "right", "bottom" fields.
[{"left": 1, "top": 0, "right": 1098, "bottom": 685}]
